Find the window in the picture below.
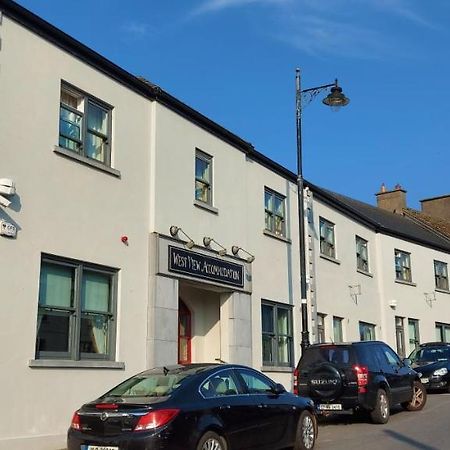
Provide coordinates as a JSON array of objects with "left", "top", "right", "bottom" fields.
[
  {"left": 317, "top": 313, "right": 326, "bottom": 343},
  {"left": 408, "top": 319, "right": 420, "bottom": 353},
  {"left": 264, "top": 188, "right": 286, "bottom": 237},
  {"left": 434, "top": 260, "right": 449, "bottom": 291},
  {"left": 435, "top": 322, "right": 450, "bottom": 343},
  {"left": 320, "top": 217, "right": 336, "bottom": 258},
  {"left": 195, "top": 150, "right": 212, "bottom": 205},
  {"left": 59, "top": 84, "right": 112, "bottom": 165},
  {"left": 359, "top": 321, "right": 375, "bottom": 341},
  {"left": 379, "top": 345, "right": 402, "bottom": 367},
  {"left": 395, "top": 249, "right": 412, "bottom": 282},
  {"left": 261, "top": 301, "right": 293, "bottom": 367},
  {"left": 237, "top": 368, "right": 274, "bottom": 394},
  {"left": 333, "top": 316, "right": 343, "bottom": 343},
  {"left": 200, "top": 370, "right": 241, "bottom": 398},
  {"left": 395, "top": 316, "right": 406, "bottom": 358},
  {"left": 35, "top": 255, "right": 117, "bottom": 360},
  {"left": 356, "top": 236, "right": 369, "bottom": 272}
]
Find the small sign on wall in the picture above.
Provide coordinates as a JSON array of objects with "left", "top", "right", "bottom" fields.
[{"left": 0, "top": 220, "right": 17, "bottom": 238}]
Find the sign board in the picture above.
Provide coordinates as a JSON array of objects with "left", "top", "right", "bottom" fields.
[{"left": 168, "top": 245, "right": 244, "bottom": 288}]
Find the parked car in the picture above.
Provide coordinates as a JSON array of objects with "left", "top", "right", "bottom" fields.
[
  {"left": 68, "top": 363, "right": 317, "bottom": 450},
  {"left": 294, "top": 341, "right": 426, "bottom": 424},
  {"left": 407, "top": 342, "right": 450, "bottom": 392}
]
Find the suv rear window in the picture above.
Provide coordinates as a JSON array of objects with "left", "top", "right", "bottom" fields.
[{"left": 301, "top": 345, "right": 355, "bottom": 367}]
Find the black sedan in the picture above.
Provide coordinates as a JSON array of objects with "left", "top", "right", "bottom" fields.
[
  {"left": 408, "top": 342, "right": 450, "bottom": 392},
  {"left": 68, "top": 363, "right": 317, "bottom": 450}
]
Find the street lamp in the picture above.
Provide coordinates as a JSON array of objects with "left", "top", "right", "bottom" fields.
[{"left": 296, "top": 68, "right": 350, "bottom": 352}]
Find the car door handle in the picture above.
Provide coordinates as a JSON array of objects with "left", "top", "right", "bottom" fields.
[
  {"left": 219, "top": 405, "right": 231, "bottom": 410},
  {"left": 258, "top": 404, "right": 268, "bottom": 408}
]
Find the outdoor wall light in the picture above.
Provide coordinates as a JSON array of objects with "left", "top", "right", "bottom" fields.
[
  {"left": 203, "top": 236, "right": 227, "bottom": 256},
  {"left": 231, "top": 246, "right": 255, "bottom": 263},
  {"left": 169, "top": 226, "right": 195, "bottom": 249}
]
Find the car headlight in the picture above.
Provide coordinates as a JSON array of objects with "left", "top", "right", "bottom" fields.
[{"left": 433, "top": 368, "right": 448, "bottom": 377}]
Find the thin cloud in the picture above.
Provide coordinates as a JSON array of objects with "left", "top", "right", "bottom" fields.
[
  {"left": 121, "top": 21, "right": 150, "bottom": 38},
  {"left": 193, "top": 0, "right": 291, "bottom": 16}
]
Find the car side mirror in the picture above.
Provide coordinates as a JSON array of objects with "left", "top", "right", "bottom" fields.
[
  {"left": 403, "top": 358, "right": 412, "bottom": 366},
  {"left": 272, "top": 383, "right": 286, "bottom": 395}
]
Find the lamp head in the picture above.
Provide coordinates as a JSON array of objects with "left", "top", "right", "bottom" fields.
[
  {"left": 322, "top": 81, "right": 350, "bottom": 108},
  {"left": 169, "top": 226, "right": 180, "bottom": 237},
  {"left": 203, "top": 236, "right": 212, "bottom": 247},
  {"left": 231, "top": 245, "right": 240, "bottom": 255}
]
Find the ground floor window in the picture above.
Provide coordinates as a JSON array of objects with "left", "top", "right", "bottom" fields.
[
  {"left": 333, "top": 316, "right": 343, "bottom": 343},
  {"left": 36, "top": 255, "right": 117, "bottom": 360},
  {"left": 359, "top": 321, "right": 375, "bottom": 341},
  {"left": 395, "top": 316, "right": 406, "bottom": 358},
  {"left": 261, "top": 300, "right": 293, "bottom": 367},
  {"left": 435, "top": 322, "right": 450, "bottom": 343},
  {"left": 317, "top": 313, "right": 326, "bottom": 343},
  {"left": 408, "top": 318, "right": 420, "bottom": 354}
]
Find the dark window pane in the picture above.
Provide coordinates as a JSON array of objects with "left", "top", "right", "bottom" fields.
[
  {"left": 82, "top": 271, "right": 110, "bottom": 312},
  {"left": 262, "top": 335, "right": 273, "bottom": 363},
  {"left": 80, "top": 314, "right": 109, "bottom": 354},
  {"left": 36, "top": 311, "right": 70, "bottom": 352},
  {"left": 87, "top": 103, "right": 108, "bottom": 135},
  {"left": 261, "top": 305, "right": 274, "bottom": 333}
]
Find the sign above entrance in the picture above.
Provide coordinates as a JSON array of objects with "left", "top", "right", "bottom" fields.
[{"left": 168, "top": 246, "right": 244, "bottom": 288}]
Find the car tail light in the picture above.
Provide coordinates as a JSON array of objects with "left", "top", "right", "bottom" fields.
[
  {"left": 134, "top": 409, "right": 180, "bottom": 432},
  {"left": 353, "top": 365, "right": 369, "bottom": 393},
  {"left": 95, "top": 403, "right": 119, "bottom": 410},
  {"left": 293, "top": 368, "right": 299, "bottom": 395},
  {"left": 70, "top": 412, "right": 81, "bottom": 430}
]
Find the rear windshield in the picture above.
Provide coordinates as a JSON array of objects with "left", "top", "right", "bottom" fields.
[
  {"left": 103, "top": 367, "right": 204, "bottom": 398},
  {"left": 300, "top": 346, "right": 354, "bottom": 367}
]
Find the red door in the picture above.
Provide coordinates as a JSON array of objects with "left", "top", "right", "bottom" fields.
[{"left": 178, "top": 300, "right": 191, "bottom": 364}]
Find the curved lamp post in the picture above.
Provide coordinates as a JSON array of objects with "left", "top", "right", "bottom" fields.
[{"left": 296, "top": 68, "right": 350, "bottom": 352}]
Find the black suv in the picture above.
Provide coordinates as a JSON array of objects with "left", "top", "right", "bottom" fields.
[{"left": 294, "top": 341, "right": 426, "bottom": 424}]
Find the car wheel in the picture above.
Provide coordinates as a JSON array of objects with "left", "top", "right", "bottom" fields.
[
  {"left": 402, "top": 381, "right": 427, "bottom": 411},
  {"left": 294, "top": 410, "right": 317, "bottom": 450},
  {"left": 370, "top": 389, "right": 390, "bottom": 424},
  {"left": 196, "top": 431, "right": 227, "bottom": 450}
]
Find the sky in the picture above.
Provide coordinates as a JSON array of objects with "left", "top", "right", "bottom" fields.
[{"left": 16, "top": 0, "right": 450, "bottom": 209}]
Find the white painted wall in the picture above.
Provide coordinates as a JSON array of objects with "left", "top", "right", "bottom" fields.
[{"left": 0, "top": 17, "right": 151, "bottom": 449}]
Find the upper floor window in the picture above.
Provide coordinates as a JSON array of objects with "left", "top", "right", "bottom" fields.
[
  {"left": 317, "top": 313, "right": 326, "bottom": 343},
  {"left": 359, "top": 321, "right": 376, "bottom": 341},
  {"left": 434, "top": 260, "right": 449, "bottom": 291},
  {"left": 395, "top": 249, "right": 412, "bottom": 282},
  {"left": 320, "top": 217, "right": 336, "bottom": 258},
  {"left": 59, "top": 84, "right": 112, "bottom": 165},
  {"left": 264, "top": 188, "right": 286, "bottom": 237},
  {"left": 35, "top": 255, "right": 118, "bottom": 361},
  {"left": 333, "top": 316, "right": 343, "bottom": 342},
  {"left": 356, "top": 236, "right": 369, "bottom": 272},
  {"left": 261, "top": 301, "right": 293, "bottom": 367},
  {"left": 195, "top": 150, "right": 212, "bottom": 205}
]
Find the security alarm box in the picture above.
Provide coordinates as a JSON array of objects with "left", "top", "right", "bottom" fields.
[{"left": 0, "top": 220, "right": 17, "bottom": 238}]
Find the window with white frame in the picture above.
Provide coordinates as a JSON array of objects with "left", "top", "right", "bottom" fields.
[
  {"left": 408, "top": 318, "right": 420, "bottom": 353},
  {"left": 320, "top": 217, "right": 336, "bottom": 258},
  {"left": 395, "top": 249, "right": 412, "bottom": 282},
  {"left": 356, "top": 236, "right": 369, "bottom": 272},
  {"left": 317, "top": 313, "right": 326, "bottom": 343},
  {"left": 434, "top": 260, "right": 449, "bottom": 291},
  {"left": 195, "top": 150, "right": 212, "bottom": 205},
  {"left": 261, "top": 301, "right": 293, "bottom": 367},
  {"left": 435, "top": 322, "right": 450, "bottom": 343},
  {"left": 35, "top": 255, "right": 118, "bottom": 360},
  {"left": 359, "top": 321, "right": 376, "bottom": 341},
  {"left": 264, "top": 188, "right": 286, "bottom": 237},
  {"left": 59, "top": 83, "right": 112, "bottom": 165}
]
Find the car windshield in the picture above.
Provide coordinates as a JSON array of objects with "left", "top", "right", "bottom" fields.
[
  {"left": 103, "top": 366, "right": 205, "bottom": 398},
  {"left": 410, "top": 347, "right": 450, "bottom": 363}
]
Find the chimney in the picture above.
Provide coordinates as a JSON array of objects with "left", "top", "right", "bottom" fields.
[
  {"left": 420, "top": 194, "right": 450, "bottom": 221},
  {"left": 376, "top": 183, "right": 407, "bottom": 214}
]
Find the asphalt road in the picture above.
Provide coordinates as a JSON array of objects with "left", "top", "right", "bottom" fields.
[{"left": 317, "top": 392, "right": 450, "bottom": 450}]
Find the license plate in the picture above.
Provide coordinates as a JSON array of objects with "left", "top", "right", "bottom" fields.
[
  {"left": 318, "top": 403, "right": 342, "bottom": 411},
  {"left": 421, "top": 378, "right": 429, "bottom": 384},
  {"left": 86, "top": 446, "right": 118, "bottom": 450}
]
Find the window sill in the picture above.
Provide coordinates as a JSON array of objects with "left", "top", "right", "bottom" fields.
[
  {"left": 261, "top": 366, "right": 293, "bottom": 373},
  {"left": 395, "top": 279, "right": 417, "bottom": 287},
  {"left": 29, "top": 359, "right": 125, "bottom": 369},
  {"left": 357, "top": 269, "right": 374, "bottom": 278},
  {"left": 263, "top": 229, "right": 291, "bottom": 244},
  {"left": 320, "top": 254, "right": 341, "bottom": 265},
  {"left": 194, "top": 200, "right": 219, "bottom": 215},
  {"left": 54, "top": 146, "right": 121, "bottom": 178},
  {"left": 435, "top": 288, "right": 450, "bottom": 295}
]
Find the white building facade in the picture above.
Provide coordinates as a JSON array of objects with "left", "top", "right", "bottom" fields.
[{"left": 0, "top": 1, "right": 449, "bottom": 449}]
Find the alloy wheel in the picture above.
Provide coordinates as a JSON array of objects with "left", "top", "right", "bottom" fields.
[
  {"left": 380, "top": 392, "right": 389, "bottom": 419},
  {"left": 302, "top": 414, "right": 315, "bottom": 449},
  {"left": 202, "top": 437, "right": 223, "bottom": 450},
  {"left": 411, "top": 385, "right": 424, "bottom": 408}
]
